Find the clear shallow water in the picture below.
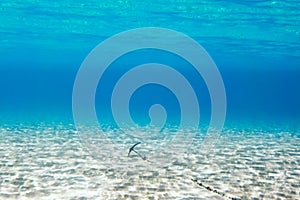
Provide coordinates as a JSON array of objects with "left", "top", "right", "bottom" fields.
[
  {"left": 0, "top": 0, "right": 300, "bottom": 122},
  {"left": 0, "top": 0, "right": 300, "bottom": 199}
]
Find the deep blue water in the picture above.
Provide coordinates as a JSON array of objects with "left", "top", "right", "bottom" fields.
[{"left": 0, "top": 0, "right": 299, "bottom": 128}]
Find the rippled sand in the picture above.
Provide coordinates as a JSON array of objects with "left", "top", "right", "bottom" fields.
[{"left": 0, "top": 123, "right": 299, "bottom": 199}]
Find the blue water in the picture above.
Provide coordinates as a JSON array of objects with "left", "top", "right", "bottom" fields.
[
  {"left": 1, "top": 1, "right": 300, "bottom": 199},
  {"left": 0, "top": 1, "right": 300, "bottom": 125}
]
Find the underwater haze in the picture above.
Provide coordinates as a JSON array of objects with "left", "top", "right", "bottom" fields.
[
  {"left": 0, "top": 0, "right": 299, "bottom": 124},
  {"left": 0, "top": 0, "right": 300, "bottom": 199}
]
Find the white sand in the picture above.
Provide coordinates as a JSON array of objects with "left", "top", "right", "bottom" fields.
[{"left": 0, "top": 123, "right": 299, "bottom": 199}]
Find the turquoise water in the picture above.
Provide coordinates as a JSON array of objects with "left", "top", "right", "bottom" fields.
[
  {"left": 0, "top": 0, "right": 299, "bottom": 123},
  {"left": 0, "top": 0, "right": 300, "bottom": 199}
]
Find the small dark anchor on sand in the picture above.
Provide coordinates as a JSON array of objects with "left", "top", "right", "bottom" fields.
[{"left": 128, "top": 142, "right": 146, "bottom": 160}]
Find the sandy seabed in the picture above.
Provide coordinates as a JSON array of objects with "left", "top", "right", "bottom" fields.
[{"left": 0, "top": 123, "right": 299, "bottom": 200}]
